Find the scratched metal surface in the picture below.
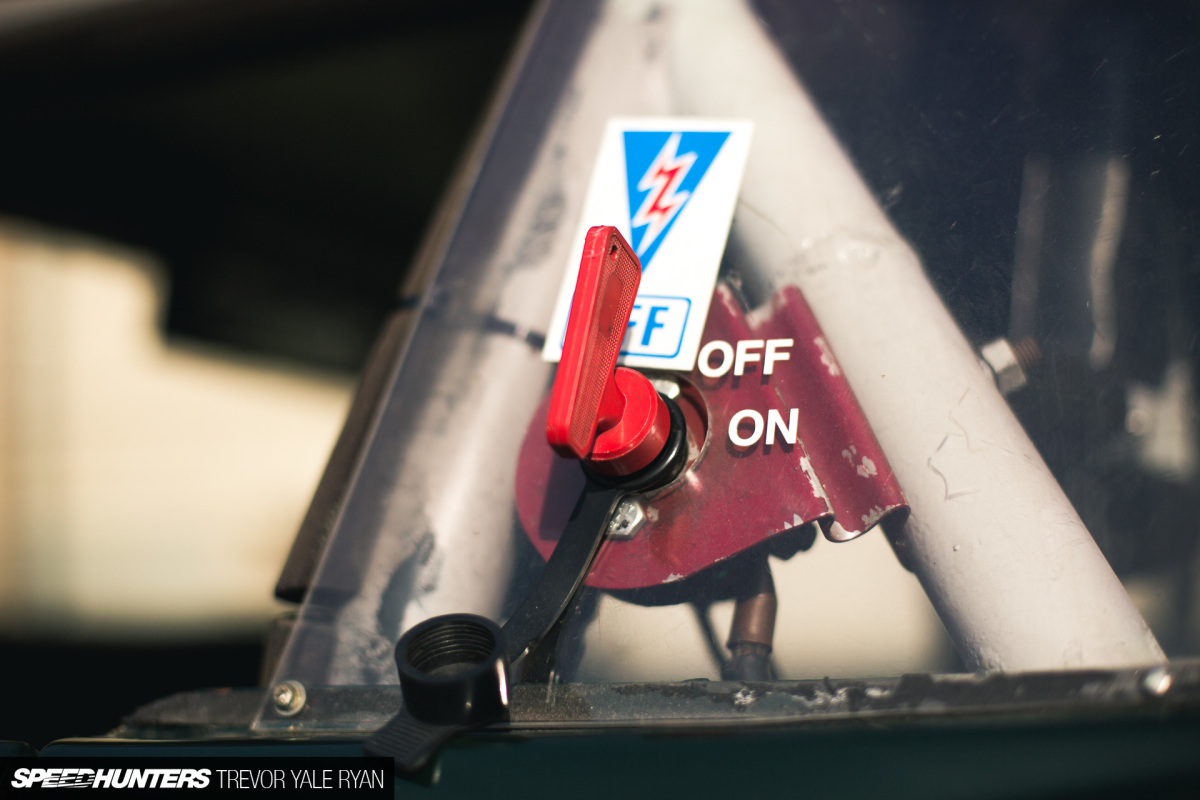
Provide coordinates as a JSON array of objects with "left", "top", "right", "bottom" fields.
[{"left": 124, "top": 660, "right": 1200, "bottom": 734}]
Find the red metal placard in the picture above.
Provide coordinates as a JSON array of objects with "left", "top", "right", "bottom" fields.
[{"left": 516, "top": 282, "right": 907, "bottom": 590}]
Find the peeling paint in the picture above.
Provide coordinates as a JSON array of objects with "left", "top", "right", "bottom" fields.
[
  {"left": 860, "top": 505, "right": 885, "bottom": 527},
  {"left": 780, "top": 511, "right": 807, "bottom": 531},
  {"left": 663, "top": 573, "right": 684, "bottom": 583},
  {"left": 814, "top": 336, "right": 841, "bottom": 376},
  {"left": 798, "top": 456, "right": 828, "bottom": 503},
  {"left": 841, "top": 445, "right": 878, "bottom": 478}
]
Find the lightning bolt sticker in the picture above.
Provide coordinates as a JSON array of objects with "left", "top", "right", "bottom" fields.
[
  {"left": 624, "top": 130, "right": 730, "bottom": 270},
  {"left": 545, "top": 118, "right": 753, "bottom": 372}
]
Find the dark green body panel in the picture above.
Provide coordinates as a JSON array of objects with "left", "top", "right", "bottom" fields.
[{"left": 24, "top": 711, "right": 1200, "bottom": 799}]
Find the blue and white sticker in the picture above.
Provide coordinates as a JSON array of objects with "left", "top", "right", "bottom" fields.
[{"left": 544, "top": 118, "right": 753, "bottom": 371}]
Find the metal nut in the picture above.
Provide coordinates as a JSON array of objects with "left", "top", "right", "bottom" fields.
[
  {"left": 607, "top": 499, "right": 647, "bottom": 540},
  {"left": 272, "top": 679, "right": 307, "bottom": 716},
  {"left": 980, "top": 338, "right": 1028, "bottom": 396}
]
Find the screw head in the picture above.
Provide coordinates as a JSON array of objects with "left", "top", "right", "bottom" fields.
[
  {"left": 272, "top": 679, "right": 307, "bottom": 716},
  {"left": 1141, "top": 666, "right": 1172, "bottom": 697}
]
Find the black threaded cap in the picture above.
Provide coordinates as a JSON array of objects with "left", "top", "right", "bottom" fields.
[{"left": 396, "top": 613, "right": 509, "bottom": 727}]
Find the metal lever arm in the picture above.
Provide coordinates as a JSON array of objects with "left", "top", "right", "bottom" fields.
[
  {"left": 501, "top": 480, "right": 624, "bottom": 666},
  {"left": 365, "top": 396, "right": 686, "bottom": 774}
]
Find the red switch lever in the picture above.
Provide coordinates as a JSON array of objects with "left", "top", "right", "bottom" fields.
[{"left": 547, "top": 226, "right": 671, "bottom": 477}]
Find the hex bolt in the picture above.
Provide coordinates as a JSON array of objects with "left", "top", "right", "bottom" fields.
[
  {"left": 272, "top": 679, "right": 307, "bottom": 717},
  {"left": 1140, "top": 666, "right": 1172, "bottom": 697},
  {"left": 980, "top": 338, "right": 1031, "bottom": 396}
]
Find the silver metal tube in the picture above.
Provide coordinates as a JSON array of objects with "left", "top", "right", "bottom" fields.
[{"left": 664, "top": 0, "right": 1163, "bottom": 670}]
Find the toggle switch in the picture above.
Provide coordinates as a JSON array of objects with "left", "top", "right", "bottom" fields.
[{"left": 547, "top": 226, "right": 671, "bottom": 476}]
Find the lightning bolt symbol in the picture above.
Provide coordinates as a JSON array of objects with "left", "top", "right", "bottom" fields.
[{"left": 631, "top": 132, "right": 697, "bottom": 262}]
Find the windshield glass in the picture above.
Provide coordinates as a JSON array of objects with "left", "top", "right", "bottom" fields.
[{"left": 258, "top": 0, "right": 1198, "bottom": 730}]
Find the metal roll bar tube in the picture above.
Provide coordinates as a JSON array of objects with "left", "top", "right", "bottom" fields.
[{"left": 662, "top": 0, "right": 1163, "bottom": 671}]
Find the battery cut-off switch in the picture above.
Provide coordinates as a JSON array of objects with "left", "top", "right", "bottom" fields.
[{"left": 366, "top": 226, "right": 688, "bottom": 775}]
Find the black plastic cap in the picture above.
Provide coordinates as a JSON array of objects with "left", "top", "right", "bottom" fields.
[{"left": 396, "top": 613, "right": 509, "bottom": 727}]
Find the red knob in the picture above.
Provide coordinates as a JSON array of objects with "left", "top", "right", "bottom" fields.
[{"left": 547, "top": 226, "right": 671, "bottom": 476}]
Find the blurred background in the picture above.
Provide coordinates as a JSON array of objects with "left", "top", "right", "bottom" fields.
[
  {"left": 2, "top": 0, "right": 1199, "bottom": 747},
  {"left": 0, "top": 0, "right": 534, "bottom": 747}
]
